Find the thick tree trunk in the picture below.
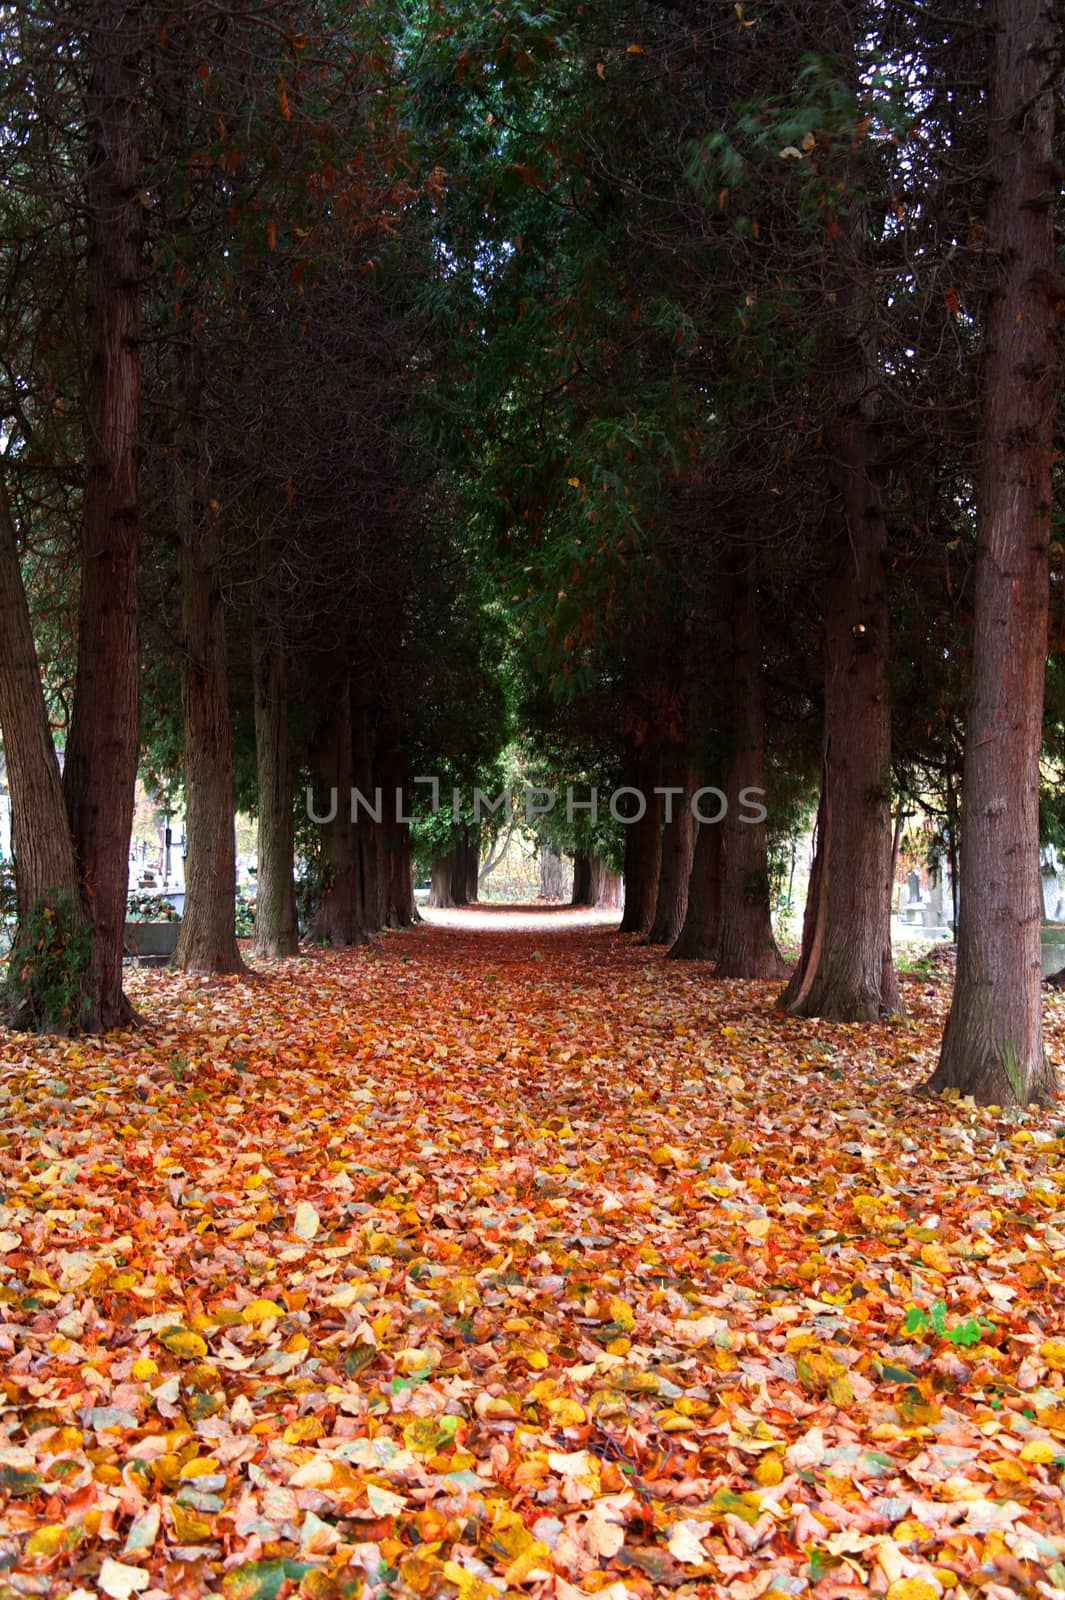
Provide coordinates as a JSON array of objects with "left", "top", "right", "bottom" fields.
[
  {"left": 716, "top": 570, "right": 786, "bottom": 979},
  {"left": 590, "top": 859, "right": 622, "bottom": 909},
  {"left": 619, "top": 749, "right": 662, "bottom": 934},
  {"left": 925, "top": 0, "right": 1057, "bottom": 1105},
  {"left": 59, "top": 2, "right": 143, "bottom": 1030},
  {"left": 0, "top": 480, "right": 93, "bottom": 1029},
  {"left": 780, "top": 236, "right": 899, "bottom": 1020},
  {"left": 252, "top": 548, "right": 298, "bottom": 959},
  {"left": 312, "top": 680, "right": 366, "bottom": 945},
  {"left": 669, "top": 819, "right": 722, "bottom": 961},
  {"left": 540, "top": 845, "right": 566, "bottom": 899},
  {"left": 647, "top": 769, "right": 696, "bottom": 945},
  {"left": 429, "top": 854, "right": 456, "bottom": 909},
  {"left": 172, "top": 356, "right": 246, "bottom": 976}
]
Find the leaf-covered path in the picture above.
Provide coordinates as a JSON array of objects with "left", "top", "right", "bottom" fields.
[{"left": 2, "top": 911, "right": 1065, "bottom": 1600}]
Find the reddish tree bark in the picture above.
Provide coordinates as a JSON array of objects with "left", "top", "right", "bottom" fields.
[
  {"left": 924, "top": 0, "right": 1058, "bottom": 1104},
  {"left": 252, "top": 547, "right": 299, "bottom": 959},
  {"left": 429, "top": 854, "right": 456, "bottom": 909},
  {"left": 669, "top": 819, "right": 722, "bottom": 961},
  {"left": 0, "top": 479, "right": 92, "bottom": 1028},
  {"left": 647, "top": 767, "right": 696, "bottom": 945},
  {"left": 312, "top": 679, "right": 366, "bottom": 945},
  {"left": 779, "top": 228, "right": 899, "bottom": 1019},
  {"left": 716, "top": 568, "right": 786, "bottom": 979},
  {"left": 619, "top": 748, "right": 662, "bottom": 934},
  {"left": 172, "top": 354, "right": 246, "bottom": 975},
  {"left": 59, "top": 1, "right": 144, "bottom": 1028}
]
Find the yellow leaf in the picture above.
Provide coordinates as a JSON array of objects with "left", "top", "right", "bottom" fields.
[
  {"left": 283, "top": 1415, "right": 323, "bottom": 1443},
  {"left": 293, "top": 1201, "right": 320, "bottom": 1239},
  {"left": 1020, "top": 1438, "right": 1058, "bottom": 1464},
  {"left": 919, "top": 1243, "right": 952, "bottom": 1274},
  {"left": 442, "top": 1560, "right": 498, "bottom": 1600},
  {"left": 1040, "top": 1340, "right": 1065, "bottom": 1371},
  {"left": 754, "top": 1454, "right": 783, "bottom": 1486},
  {"left": 159, "top": 1326, "right": 207, "bottom": 1359},
  {"left": 886, "top": 1581, "right": 940, "bottom": 1600},
  {"left": 650, "top": 1144, "right": 684, "bottom": 1167},
  {"left": 24, "top": 1524, "right": 68, "bottom": 1558},
  {"left": 170, "top": 1503, "right": 212, "bottom": 1543},
  {"left": 241, "top": 1298, "right": 285, "bottom": 1324}
]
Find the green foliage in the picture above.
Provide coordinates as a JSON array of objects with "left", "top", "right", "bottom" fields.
[
  {"left": 234, "top": 894, "right": 256, "bottom": 939},
  {"left": 0, "top": 862, "right": 16, "bottom": 924},
  {"left": 904, "top": 1300, "right": 990, "bottom": 1347},
  {"left": 5, "top": 892, "right": 93, "bottom": 1034},
  {"left": 126, "top": 891, "right": 180, "bottom": 924}
]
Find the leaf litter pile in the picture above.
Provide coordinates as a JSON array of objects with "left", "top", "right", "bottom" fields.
[{"left": 2, "top": 910, "right": 1065, "bottom": 1600}]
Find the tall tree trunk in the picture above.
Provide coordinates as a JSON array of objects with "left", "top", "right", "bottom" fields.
[
  {"left": 0, "top": 480, "right": 93, "bottom": 1029},
  {"left": 779, "top": 800, "right": 825, "bottom": 1005},
  {"left": 378, "top": 739, "right": 418, "bottom": 926},
  {"left": 924, "top": 0, "right": 1057, "bottom": 1105},
  {"left": 779, "top": 232, "right": 899, "bottom": 1021},
  {"left": 669, "top": 819, "right": 722, "bottom": 961},
  {"left": 619, "top": 748, "right": 662, "bottom": 934},
  {"left": 716, "top": 569, "right": 786, "bottom": 979},
  {"left": 312, "top": 678, "right": 366, "bottom": 945},
  {"left": 252, "top": 545, "right": 298, "bottom": 959},
  {"left": 647, "top": 767, "right": 696, "bottom": 945},
  {"left": 571, "top": 850, "right": 592, "bottom": 906},
  {"left": 60, "top": 1, "right": 143, "bottom": 1029},
  {"left": 590, "top": 858, "right": 622, "bottom": 909},
  {"left": 540, "top": 845, "right": 566, "bottom": 899},
  {"left": 464, "top": 824, "right": 480, "bottom": 903},
  {"left": 351, "top": 697, "right": 381, "bottom": 937},
  {"left": 429, "top": 853, "right": 456, "bottom": 908},
  {"left": 172, "top": 354, "right": 246, "bottom": 975}
]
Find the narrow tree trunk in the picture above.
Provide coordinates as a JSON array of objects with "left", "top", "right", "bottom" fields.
[
  {"left": 619, "top": 749, "right": 662, "bottom": 934},
  {"left": 252, "top": 546, "right": 298, "bottom": 959},
  {"left": 312, "top": 680, "right": 366, "bottom": 945},
  {"left": 572, "top": 850, "right": 593, "bottom": 906},
  {"left": 465, "top": 825, "right": 480, "bottom": 903},
  {"left": 780, "top": 297, "right": 899, "bottom": 1017},
  {"left": 172, "top": 355, "right": 246, "bottom": 975},
  {"left": 925, "top": 0, "right": 1057, "bottom": 1105},
  {"left": 648, "top": 769, "right": 696, "bottom": 945},
  {"left": 378, "top": 740, "right": 418, "bottom": 926},
  {"left": 351, "top": 698, "right": 381, "bottom": 937},
  {"left": 429, "top": 853, "right": 456, "bottom": 909},
  {"left": 669, "top": 819, "right": 722, "bottom": 961},
  {"left": 716, "top": 570, "right": 786, "bottom": 979},
  {"left": 0, "top": 480, "right": 93, "bottom": 1030},
  {"left": 60, "top": 2, "right": 143, "bottom": 1029},
  {"left": 945, "top": 771, "right": 960, "bottom": 940},
  {"left": 890, "top": 808, "right": 905, "bottom": 908},
  {"left": 779, "top": 802, "right": 825, "bottom": 1006}
]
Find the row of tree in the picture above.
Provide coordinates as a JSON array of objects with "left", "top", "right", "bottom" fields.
[{"left": 0, "top": 0, "right": 1061, "bottom": 1107}]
